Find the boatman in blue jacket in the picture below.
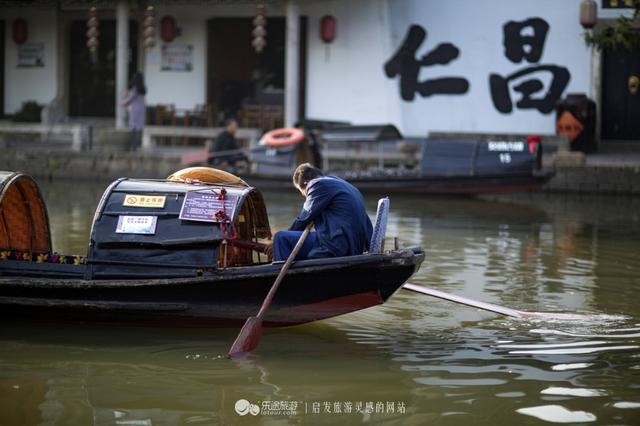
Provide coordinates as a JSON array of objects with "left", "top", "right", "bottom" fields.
[{"left": 269, "top": 163, "right": 373, "bottom": 261}]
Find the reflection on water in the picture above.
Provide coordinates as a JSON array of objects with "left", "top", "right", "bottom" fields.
[
  {"left": 38, "top": 179, "right": 107, "bottom": 256},
  {"left": 1, "top": 181, "right": 640, "bottom": 424}
]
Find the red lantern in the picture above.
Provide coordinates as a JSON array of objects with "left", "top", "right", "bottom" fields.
[
  {"left": 160, "top": 16, "right": 177, "bottom": 42},
  {"left": 580, "top": 0, "right": 598, "bottom": 29},
  {"left": 320, "top": 15, "right": 336, "bottom": 43},
  {"left": 12, "top": 19, "right": 28, "bottom": 45}
]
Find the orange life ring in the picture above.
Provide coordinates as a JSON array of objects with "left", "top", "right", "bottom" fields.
[{"left": 263, "top": 128, "right": 305, "bottom": 147}]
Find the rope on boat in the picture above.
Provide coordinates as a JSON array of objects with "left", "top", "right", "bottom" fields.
[{"left": 215, "top": 188, "right": 238, "bottom": 268}]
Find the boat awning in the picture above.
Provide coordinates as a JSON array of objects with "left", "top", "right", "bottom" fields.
[
  {"left": 316, "top": 125, "right": 403, "bottom": 143},
  {"left": 0, "top": 171, "right": 52, "bottom": 253},
  {"left": 91, "top": 179, "right": 271, "bottom": 245}
]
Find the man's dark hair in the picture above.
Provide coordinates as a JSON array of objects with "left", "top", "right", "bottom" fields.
[
  {"left": 224, "top": 118, "right": 238, "bottom": 128},
  {"left": 293, "top": 163, "right": 324, "bottom": 190}
]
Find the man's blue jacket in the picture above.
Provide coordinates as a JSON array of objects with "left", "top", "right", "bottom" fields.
[{"left": 289, "top": 176, "right": 373, "bottom": 257}]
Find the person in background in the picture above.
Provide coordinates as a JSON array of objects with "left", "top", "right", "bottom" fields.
[
  {"left": 209, "top": 118, "right": 248, "bottom": 170},
  {"left": 122, "top": 72, "right": 146, "bottom": 150},
  {"left": 267, "top": 163, "right": 373, "bottom": 261}
]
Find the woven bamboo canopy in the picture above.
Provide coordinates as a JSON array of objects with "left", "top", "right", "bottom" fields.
[{"left": 0, "top": 172, "right": 52, "bottom": 253}]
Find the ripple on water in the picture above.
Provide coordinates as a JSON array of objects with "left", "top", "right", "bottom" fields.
[
  {"left": 495, "top": 392, "right": 526, "bottom": 398},
  {"left": 496, "top": 339, "right": 639, "bottom": 355},
  {"left": 492, "top": 319, "right": 640, "bottom": 355},
  {"left": 540, "top": 387, "right": 607, "bottom": 397},
  {"left": 551, "top": 363, "right": 594, "bottom": 371},
  {"left": 530, "top": 328, "right": 640, "bottom": 339},
  {"left": 414, "top": 377, "right": 508, "bottom": 386},
  {"left": 507, "top": 346, "right": 639, "bottom": 355},
  {"left": 516, "top": 405, "right": 597, "bottom": 423},
  {"left": 496, "top": 341, "right": 610, "bottom": 349},
  {"left": 612, "top": 402, "right": 640, "bottom": 409}
]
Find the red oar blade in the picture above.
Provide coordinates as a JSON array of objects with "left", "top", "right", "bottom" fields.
[
  {"left": 228, "top": 316, "right": 263, "bottom": 358},
  {"left": 227, "top": 224, "right": 313, "bottom": 358}
]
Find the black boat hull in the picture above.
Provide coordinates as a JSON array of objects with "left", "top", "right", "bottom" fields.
[
  {"left": 0, "top": 248, "right": 424, "bottom": 327},
  {"left": 243, "top": 173, "right": 550, "bottom": 194}
]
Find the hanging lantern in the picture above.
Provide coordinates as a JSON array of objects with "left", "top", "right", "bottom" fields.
[
  {"left": 580, "top": 0, "right": 598, "bottom": 29},
  {"left": 320, "top": 15, "right": 336, "bottom": 43},
  {"left": 252, "top": 5, "right": 267, "bottom": 53},
  {"left": 252, "top": 25, "right": 266, "bottom": 38},
  {"left": 252, "top": 37, "right": 266, "bottom": 52},
  {"left": 86, "top": 7, "right": 99, "bottom": 52},
  {"left": 143, "top": 6, "right": 156, "bottom": 49},
  {"left": 86, "top": 38, "right": 99, "bottom": 50},
  {"left": 160, "top": 16, "right": 177, "bottom": 43},
  {"left": 12, "top": 18, "right": 28, "bottom": 45},
  {"left": 253, "top": 14, "right": 266, "bottom": 28},
  {"left": 86, "top": 26, "right": 99, "bottom": 39}
]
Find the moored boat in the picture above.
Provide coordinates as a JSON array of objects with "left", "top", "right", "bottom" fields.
[
  {"left": 191, "top": 123, "right": 551, "bottom": 193},
  {"left": 0, "top": 170, "right": 424, "bottom": 327}
]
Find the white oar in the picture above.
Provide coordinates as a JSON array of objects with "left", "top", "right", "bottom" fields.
[{"left": 403, "top": 283, "right": 601, "bottom": 321}]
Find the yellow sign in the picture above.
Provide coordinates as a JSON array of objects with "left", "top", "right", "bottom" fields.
[{"left": 123, "top": 194, "right": 166, "bottom": 208}]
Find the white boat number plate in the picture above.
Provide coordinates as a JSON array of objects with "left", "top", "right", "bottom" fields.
[{"left": 487, "top": 141, "right": 525, "bottom": 152}]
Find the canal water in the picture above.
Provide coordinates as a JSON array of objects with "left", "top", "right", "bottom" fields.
[{"left": 1, "top": 180, "right": 639, "bottom": 425}]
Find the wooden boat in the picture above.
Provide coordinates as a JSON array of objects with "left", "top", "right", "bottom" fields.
[
  {"left": 0, "top": 170, "right": 424, "bottom": 327},
  {"left": 242, "top": 171, "right": 549, "bottom": 194},
  {"left": 191, "top": 124, "right": 552, "bottom": 194}
]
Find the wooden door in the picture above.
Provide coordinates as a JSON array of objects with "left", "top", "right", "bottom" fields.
[
  {"left": 68, "top": 20, "right": 138, "bottom": 117},
  {"left": 207, "top": 17, "right": 285, "bottom": 126},
  {"left": 602, "top": 47, "right": 640, "bottom": 141}
]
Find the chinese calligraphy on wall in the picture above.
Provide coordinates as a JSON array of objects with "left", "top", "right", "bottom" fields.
[
  {"left": 385, "top": 18, "right": 571, "bottom": 115},
  {"left": 384, "top": 25, "right": 469, "bottom": 101}
]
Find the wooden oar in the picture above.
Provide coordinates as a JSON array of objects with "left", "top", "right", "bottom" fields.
[
  {"left": 228, "top": 224, "right": 312, "bottom": 357},
  {"left": 403, "top": 283, "right": 594, "bottom": 321}
]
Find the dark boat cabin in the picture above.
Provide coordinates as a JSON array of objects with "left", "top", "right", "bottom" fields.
[
  {"left": 0, "top": 173, "right": 272, "bottom": 280},
  {"left": 87, "top": 179, "right": 272, "bottom": 279}
]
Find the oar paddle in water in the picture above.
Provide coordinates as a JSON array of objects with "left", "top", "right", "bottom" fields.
[
  {"left": 228, "top": 224, "right": 313, "bottom": 357},
  {"left": 403, "top": 283, "right": 603, "bottom": 321}
]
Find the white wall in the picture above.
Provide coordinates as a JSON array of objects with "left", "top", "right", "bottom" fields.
[
  {"left": 143, "top": 7, "right": 207, "bottom": 110},
  {"left": 389, "top": 0, "right": 591, "bottom": 136},
  {"left": 3, "top": 8, "right": 58, "bottom": 114},
  {"left": 301, "top": 0, "right": 402, "bottom": 126},
  {"left": 303, "top": 0, "right": 594, "bottom": 136},
  {"left": 3, "top": 0, "right": 620, "bottom": 131}
]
